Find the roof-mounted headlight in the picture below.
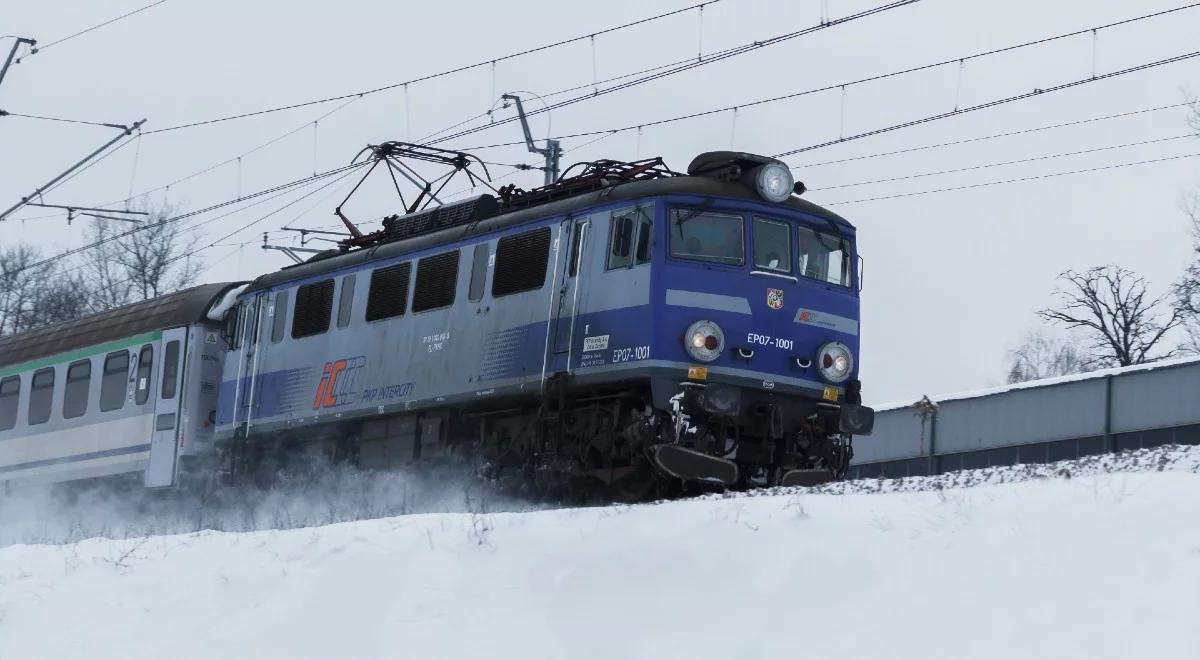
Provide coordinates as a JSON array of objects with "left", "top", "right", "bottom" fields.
[
  {"left": 754, "top": 162, "right": 795, "bottom": 203},
  {"left": 816, "top": 342, "right": 854, "bottom": 383},
  {"left": 685, "top": 320, "right": 724, "bottom": 363}
]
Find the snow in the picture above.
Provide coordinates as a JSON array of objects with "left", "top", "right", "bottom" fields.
[
  {"left": 2, "top": 446, "right": 1199, "bottom": 659},
  {"left": 871, "top": 354, "right": 1200, "bottom": 412}
]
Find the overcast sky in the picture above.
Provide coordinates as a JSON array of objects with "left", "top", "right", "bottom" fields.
[{"left": 3, "top": 0, "right": 1199, "bottom": 405}]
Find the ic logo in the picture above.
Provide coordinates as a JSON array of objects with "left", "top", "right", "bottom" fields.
[{"left": 313, "top": 356, "right": 366, "bottom": 410}]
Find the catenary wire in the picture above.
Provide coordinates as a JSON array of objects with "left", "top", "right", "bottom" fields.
[
  {"left": 820, "top": 151, "right": 1200, "bottom": 205},
  {"left": 773, "top": 50, "right": 1200, "bottom": 158},
  {"left": 793, "top": 101, "right": 1196, "bottom": 167},
  {"left": 0, "top": 111, "right": 128, "bottom": 129},
  {"left": 17, "top": 161, "right": 369, "bottom": 273},
  {"left": 426, "top": 0, "right": 924, "bottom": 147},
  {"left": 808, "top": 133, "right": 1198, "bottom": 190},
  {"left": 142, "top": 1, "right": 726, "bottom": 135},
  {"left": 35, "top": 0, "right": 173, "bottom": 52},
  {"left": 448, "top": 4, "right": 1200, "bottom": 153}
]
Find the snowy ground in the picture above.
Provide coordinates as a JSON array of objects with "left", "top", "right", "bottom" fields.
[{"left": 1, "top": 446, "right": 1198, "bottom": 659}]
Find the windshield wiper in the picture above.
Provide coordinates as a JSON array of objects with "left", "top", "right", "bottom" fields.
[{"left": 674, "top": 199, "right": 716, "bottom": 226}]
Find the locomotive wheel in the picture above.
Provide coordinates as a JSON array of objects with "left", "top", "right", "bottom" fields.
[{"left": 607, "top": 456, "right": 660, "bottom": 502}]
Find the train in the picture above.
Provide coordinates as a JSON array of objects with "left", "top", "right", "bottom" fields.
[{"left": 0, "top": 148, "right": 874, "bottom": 500}]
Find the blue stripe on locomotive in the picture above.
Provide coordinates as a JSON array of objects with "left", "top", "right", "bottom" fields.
[{"left": 215, "top": 192, "right": 859, "bottom": 435}]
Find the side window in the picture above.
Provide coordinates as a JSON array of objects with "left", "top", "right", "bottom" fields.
[
  {"left": 100, "top": 351, "right": 129, "bottom": 412},
  {"left": 608, "top": 213, "right": 634, "bottom": 269},
  {"left": 63, "top": 360, "right": 91, "bottom": 419},
  {"left": 492, "top": 226, "right": 551, "bottom": 297},
  {"left": 243, "top": 301, "right": 260, "bottom": 347},
  {"left": 468, "top": 244, "right": 489, "bottom": 302},
  {"left": 366, "top": 263, "right": 411, "bottom": 321},
  {"left": 752, "top": 217, "right": 792, "bottom": 273},
  {"left": 271, "top": 290, "right": 289, "bottom": 343},
  {"left": 0, "top": 376, "right": 19, "bottom": 431},
  {"left": 292, "top": 280, "right": 334, "bottom": 339},
  {"left": 29, "top": 368, "right": 54, "bottom": 425},
  {"left": 608, "top": 208, "right": 651, "bottom": 270},
  {"left": 224, "top": 306, "right": 241, "bottom": 349},
  {"left": 413, "top": 250, "right": 460, "bottom": 312},
  {"left": 635, "top": 213, "right": 652, "bottom": 264},
  {"left": 568, "top": 222, "right": 585, "bottom": 277},
  {"left": 162, "top": 341, "right": 180, "bottom": 400},
  {"left": 136, "top": 345, "right": 153, "bottom": 405},
  {"left": 337, "top": 274, "right": 356, "bottom": 328}
]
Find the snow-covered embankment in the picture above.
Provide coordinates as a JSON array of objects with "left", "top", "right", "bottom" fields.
[{"left": 1, "top": 446, "right": 1199, "bottom": 660}]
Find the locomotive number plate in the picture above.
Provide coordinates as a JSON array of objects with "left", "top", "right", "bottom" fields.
[{"left": 822, "top": 386, "right": 839, "bottom": 402}]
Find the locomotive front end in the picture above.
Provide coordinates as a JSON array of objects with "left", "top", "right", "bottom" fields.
[{"left": 649, "top": 152, "right": 874, "bottom": 488}]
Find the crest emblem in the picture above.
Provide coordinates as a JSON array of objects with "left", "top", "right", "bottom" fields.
[{"left": 766, "top": 288, "right": 784, "bottom": 310}]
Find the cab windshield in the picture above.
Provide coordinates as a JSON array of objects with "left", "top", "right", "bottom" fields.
[
  {"left": 669, "top": 208, "right": 744, "bottom": 265},
  {"left": 798, "top": 226, "right": 851, "bottom": 287}
]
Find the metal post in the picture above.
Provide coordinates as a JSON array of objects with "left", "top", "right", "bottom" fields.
[
  {"left": 0, "top": 37, "right": 36, "bottom": 93},
  {"left": 501, "top": 94, "right": 560, "bottom": 185},
  {"left": 0, "top": 119, "right": 146, "bottom": 221},
  {"left": 1103, "top": 374, "right": 1114, "bottom": 453}
]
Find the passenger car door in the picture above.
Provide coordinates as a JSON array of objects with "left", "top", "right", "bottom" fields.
[{"left": 145, "top": 327, "right": 187, "bottom": 487}]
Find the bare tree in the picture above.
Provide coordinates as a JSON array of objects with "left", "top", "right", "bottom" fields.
[
  {"left": 82, "top": 203, "right": 204, "bottom": 311},
  {"left": 1005, "top": 328, "right": 1091, "bottom": 383},
  {"left": 0, "top": 244, "right": 94, "bottom": 336},
  {"left": 1174, "top": 193, "right": 1200, "bottom": 353},
  {"left": 1039, "top": 265, "right": 1183, "bottom": 368}
]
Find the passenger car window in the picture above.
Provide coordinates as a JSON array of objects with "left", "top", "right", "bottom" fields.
[
  {"left": 0, "top": 376, "right": 19, "bottom": 431},
  {"left": 29, "top": 368, "right": 55, "bottom": 425},
  {"left": 468, "top": 244, "right": 489, "bottom": 301},
  {"left": 63, "top": 360, "right": 91, "bottom": 419},
  {"left": 366, "top": 263, "right": 411, "bottom": 321},
  {"left": 136, "top": 345, "right": 153, "bottom": 405},
  {"left": 413, "top": 250, "right": 460, "bottom": 312},
  {"left": 337, "top": 275, "right": 356, "bottom": 328},
  {"left": 797, "top": 226, "right": 851, "bottom": 287},
  {"left": 162, "top": 341, "right": 180, "bottom": 400},
  {"left": 292, "top": 280, "right": 334, "bottom": 339},
  {"left": 753, "top": 218, "right": 792, "bottom": 273},
  {"left": 669, "top": 209, "right": 744, "bottom": 266},
  {"left": 100, "top": 351, "right": 129, "bottom": 412},
  {"left": 492, "top": 227, "right": 551, "bottom": 297}
]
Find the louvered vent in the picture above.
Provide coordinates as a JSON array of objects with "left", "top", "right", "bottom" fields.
[
  {"left": 292, "top": 280, "right": 334, "bottom": 338},
  {"left": 366, "top": 263, "right": 411, "bottom": 321},
  {"left": 412, "top": 250, "right": 460, "bottom": 312},
  {"left": 492, "top": 226, "right": 551, "bottom": 297},
  {"left": 383, "top": 195, "right": 499, "bottom": 242}
]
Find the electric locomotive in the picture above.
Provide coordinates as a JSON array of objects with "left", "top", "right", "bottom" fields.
[{"left": 215, "top": 146, "right": 874, "bottom": 497}]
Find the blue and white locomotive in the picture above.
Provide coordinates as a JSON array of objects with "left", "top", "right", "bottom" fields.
[
  {"left": 0, "top": 148, "right": 872, "bottom": 497},
  {"left": 215, "top": 149, "right": 874, "bottom": 496}
]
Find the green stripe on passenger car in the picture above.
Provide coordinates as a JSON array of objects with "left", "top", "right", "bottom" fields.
[{"left": 0, "top": 330, "right": 164, "bottom": 379}]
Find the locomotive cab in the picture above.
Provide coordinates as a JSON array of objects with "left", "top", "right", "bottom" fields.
[{"left": 642, "top": 153, "right": 875, "bottom": 487}]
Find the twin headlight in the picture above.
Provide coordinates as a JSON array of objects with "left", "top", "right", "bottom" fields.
[
  {"left": 683, "top": 321, "right": 854, "bottom": 383},
  {"left": 816, "top": 341, "right": 854, "bottom": 383},
  {"left": 684, "top": 320, "right": 725, "bottom": 363}
]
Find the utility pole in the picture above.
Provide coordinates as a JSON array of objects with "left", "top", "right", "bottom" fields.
[
  {"left": 0, "top": 119, "right": 146, "bottom": 222},
  {"left": 0, "top": 37, "right": 36, "bottom": 93},
  {"left": 501, "top": 94, "right": 560, "bottom": 186}
]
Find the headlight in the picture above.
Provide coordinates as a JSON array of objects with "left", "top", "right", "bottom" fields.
[
  {"left": 685, "top": 320, "right": 724, "bottom": 362},
  {"left": 816, "top": 342, "right": 854, "bottom": 383},
  {"left": 755, "top": 162, "right": 794, "bottom": 203}
]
